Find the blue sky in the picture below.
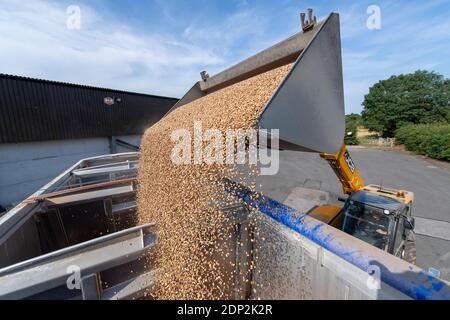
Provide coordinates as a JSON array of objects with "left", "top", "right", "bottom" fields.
[{"left": 0, "top": 0, "right": 449, "bottom": 114}]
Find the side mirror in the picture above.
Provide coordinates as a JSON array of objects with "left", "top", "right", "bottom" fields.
[
  {"left": 338, "top": 196, "right": 347, "bottom": 203},
  {"left": 404, "top": 216, "right": 415, "bottom": 230}
]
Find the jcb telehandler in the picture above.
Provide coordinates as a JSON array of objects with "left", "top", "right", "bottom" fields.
[
  {"left": 305, "top": 145, "right": 417, "bottom": 264},
  {"left": 169, "top": 9, "right": 417, "bottom": 264}
]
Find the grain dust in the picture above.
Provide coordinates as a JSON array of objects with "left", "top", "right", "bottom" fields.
[{"left": 137, "top": 64, "right": 291, "bottom": 300}]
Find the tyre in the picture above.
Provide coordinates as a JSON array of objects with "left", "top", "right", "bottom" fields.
[{"left": 402, "top": 232, "right": 416, "bottom": 265}]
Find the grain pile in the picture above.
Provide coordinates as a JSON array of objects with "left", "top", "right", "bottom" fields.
[{"left": 137, "top": 64, "right": 291, "bottom": 300}]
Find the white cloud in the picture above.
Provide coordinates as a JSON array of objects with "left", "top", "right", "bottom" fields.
[
  {"left": 0, "top": 0, "right": 225, "bottom": 97},
  {"left": 339, "top": 0, "right": 450, "bottom": 113},
  {"left": 181, "top": 7, "right": 272, "bottom": 61},
  {"left": 1, "top": 0, "right": 448, "bottom": 113}
]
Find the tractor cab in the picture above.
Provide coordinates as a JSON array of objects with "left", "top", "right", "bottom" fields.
[
  {"left": 340, "top": 188, "right": 416, "bottom": 263},
  {"left": 307, "top": 185, "right": 416, "bottom": 264}
]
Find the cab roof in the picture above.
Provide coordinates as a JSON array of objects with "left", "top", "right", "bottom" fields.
[
  {"left": 351, "top": 190, "right": 405, "bottom": 213},
  {"left": 362, "top": 184, "right": 414, "bottom": 205}
]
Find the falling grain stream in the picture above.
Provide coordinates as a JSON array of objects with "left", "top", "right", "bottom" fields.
[{"left": 137, "top": 64, "right": 291, "bottom": 300}]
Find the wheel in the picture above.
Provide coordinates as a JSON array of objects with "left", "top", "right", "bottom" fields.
[{"left": 402, "top": 232, "right": 416, "bottom": 265}]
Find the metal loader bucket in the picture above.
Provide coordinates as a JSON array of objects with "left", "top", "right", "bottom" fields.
[{"left": 168, "top": 11, "right": 345, "bottom": 154}]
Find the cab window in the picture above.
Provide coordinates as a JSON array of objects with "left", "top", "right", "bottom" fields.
[{"left": 342, "top": 201, "right": 392, "bottom": 250}]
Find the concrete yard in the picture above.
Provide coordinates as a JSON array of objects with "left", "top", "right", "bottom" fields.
[{"left": 257, "top": 146, "right": 450, "bottom": 281}]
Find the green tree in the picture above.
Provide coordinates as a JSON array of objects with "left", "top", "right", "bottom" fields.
[
  {"left": 346, "top": 113, "right": 362, "bottom": 127},
  {"left": 446, "top": 79, "right": 450, "bottom": 122},
  {"left": 362, "top": 70, "right": 450, "bottom": 137}
]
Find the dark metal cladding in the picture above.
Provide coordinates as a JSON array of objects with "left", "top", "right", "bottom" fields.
[{"left": 0, "top": 74, "right": 179, "bottom": 144}]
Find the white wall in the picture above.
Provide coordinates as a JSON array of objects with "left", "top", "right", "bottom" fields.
[{"left": 0, "top": 135, "right": 141, "bottom": 209}]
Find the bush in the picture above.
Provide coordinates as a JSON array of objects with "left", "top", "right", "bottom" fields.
[
  {"left": 344, "top": 114, "right": 361, "bottom": 145},
  {"left": 395, "top": 123, "right": 450, "bottom": 161},
  {"left": 345, "top": 134, "right": 359, "bottom": 145},
  {"left": 344, "top": 121, "right": 359, "bottom": 145}
]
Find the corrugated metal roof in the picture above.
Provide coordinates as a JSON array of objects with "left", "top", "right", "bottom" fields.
[
  {"left": 0, "top": 74, "right": 175, "bottom": 99},
  {"left": 0, "top": 74, "right": 179, "bottom": 143}
]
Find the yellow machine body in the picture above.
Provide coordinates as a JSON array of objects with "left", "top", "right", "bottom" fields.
[
  {"left": 320, "top": 144, "right": 365, "bottom": 195},
  {"left": 307, "top": 205, "right": 343, "bottom": 228},
  {"left": 320, "top": 144, "right": 413, "bottom": 204},
  {"left": 309, "top": 144, "right": 415, "bottom": 227},
  {"left": 361, "top": 184, "right": 414, "bottom": 205}
]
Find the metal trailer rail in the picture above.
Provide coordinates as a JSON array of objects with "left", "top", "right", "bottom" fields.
[
  {"left": 0, "top": 152, "right": 139, "bottom": 245},
  {"left": 0, "top": 153, "right": 152, "bottom": 300},
  {"left": 0, "top": 224, "right": 156, "bottom": 300}
]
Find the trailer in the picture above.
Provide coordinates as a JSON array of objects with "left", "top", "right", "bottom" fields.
[
  {"left": 0, "top": 153, "right": 154, "bottom": 299},
  {"left": 0, "top": 152, "right": 448, "bottom": 300}
]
